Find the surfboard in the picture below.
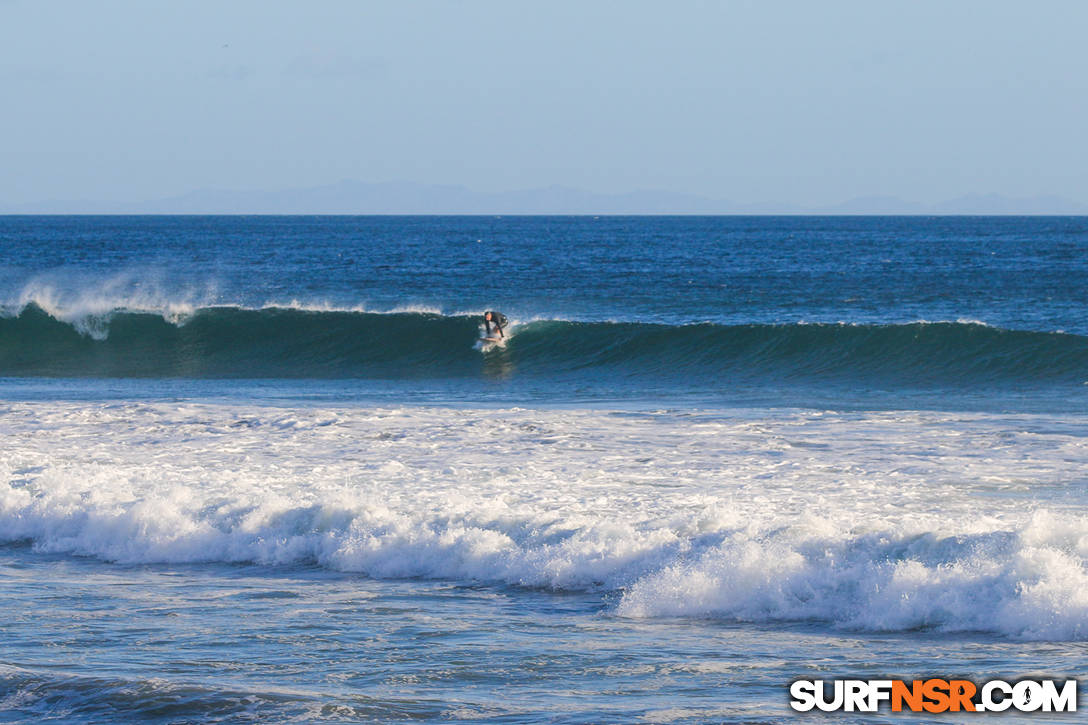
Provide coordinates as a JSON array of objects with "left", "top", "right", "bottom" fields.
[{"left": 477, "top": 335, "right": 506, "bottom": 350}]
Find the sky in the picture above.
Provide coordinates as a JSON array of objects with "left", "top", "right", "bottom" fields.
[{"left": 1, "top": 0, "right": 1087, "bottom": 207}]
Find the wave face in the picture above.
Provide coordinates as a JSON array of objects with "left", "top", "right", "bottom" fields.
[{"left": 0, "top": 303, "right": 1086, "bottom": 386}]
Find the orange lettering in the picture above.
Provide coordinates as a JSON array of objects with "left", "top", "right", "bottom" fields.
[
  {"left": 948, "top": 680, "right": 976, "bottom": 712},
  {"left": 922, "top": 679, "right": 951, "bottom": 713},
  {"left": 892, "top": 680, "right": 924, "bottom": 712}
]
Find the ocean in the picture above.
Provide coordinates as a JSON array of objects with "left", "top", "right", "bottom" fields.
[{"left": 0, "top": 215, "right": 1086, "bottom": 723}]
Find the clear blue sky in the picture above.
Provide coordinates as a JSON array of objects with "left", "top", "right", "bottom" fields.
[{"left": 2, "top": 0, "right": 1086, "bottom": 205}]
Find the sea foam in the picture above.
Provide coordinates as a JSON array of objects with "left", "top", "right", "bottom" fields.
[{"left": 2, "top": 402, "right": 1086, "bottom": 641}]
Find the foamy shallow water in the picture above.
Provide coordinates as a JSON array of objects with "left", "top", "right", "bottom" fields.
[{"left": 2, "top": 400, "right": 1087, "bottom": 721}]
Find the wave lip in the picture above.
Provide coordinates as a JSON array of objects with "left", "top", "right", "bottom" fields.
[
  {"left": 0, "top": 304, "right": 481, "bottom": 378},
  {"left": 0, "top": 304, "right": 1086, "bottom": 385}
]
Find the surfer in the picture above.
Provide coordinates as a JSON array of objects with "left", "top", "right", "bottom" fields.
[{"left": 484, "top": 311, "right": 507, "bottom": 339}]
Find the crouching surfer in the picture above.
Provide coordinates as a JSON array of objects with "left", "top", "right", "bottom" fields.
[{"left": 484, "top": 310, "right": 507, "bottom": 340}]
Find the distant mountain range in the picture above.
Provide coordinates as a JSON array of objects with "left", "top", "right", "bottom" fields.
[{"left": 3, "top": 182, "right": 1086, "bottom": 215}]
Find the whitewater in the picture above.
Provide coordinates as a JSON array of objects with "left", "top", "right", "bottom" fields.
[
  {"left": 4, "top": 400, "right": 1087, "bottom": 640},
  {"left": 2, "top": 215, "right": 1087, "bottom": 722}
]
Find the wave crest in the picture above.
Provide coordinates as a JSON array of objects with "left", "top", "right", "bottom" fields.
[{"left": 0, "top": 304, "right": 1085, "bottom": 385}]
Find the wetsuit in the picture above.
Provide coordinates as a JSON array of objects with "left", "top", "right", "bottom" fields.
[{"left": 485, "top": 311, "right": 507, "bottom": 338}]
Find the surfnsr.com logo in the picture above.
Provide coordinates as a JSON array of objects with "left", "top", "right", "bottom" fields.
[{"left": 789, "top": 679, "right": 1078, "bottom": 713}]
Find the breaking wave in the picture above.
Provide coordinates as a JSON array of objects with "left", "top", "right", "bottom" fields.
[
  {"left": 2, "top": 478, "right": 1085, "bottom": 641},
  {"left": 0, "top": 303, "right": 1085, "bottom": 387}
]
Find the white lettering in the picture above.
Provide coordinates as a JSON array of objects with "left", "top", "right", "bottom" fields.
[
  {"left": 1040, "top": 680, "right": 1077, "bottom": 712},
  {"left": 789, "top": 680, "right": 817, "bottom": 712},
  {"left": 1014, "top": 680, "right": 1043, "bottom": 712}
]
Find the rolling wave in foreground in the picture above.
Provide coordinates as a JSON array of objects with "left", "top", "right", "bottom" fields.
[
  {"left": 1, "top": 303, "right": 1086, "bottom": 386},
  {"left": 3, "top": 402, "right": 1086, "bottom": 642}
]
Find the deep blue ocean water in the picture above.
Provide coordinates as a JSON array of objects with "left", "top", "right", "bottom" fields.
[{"left": 1, "top": 216, "right": 1086, "bottom": 722}]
